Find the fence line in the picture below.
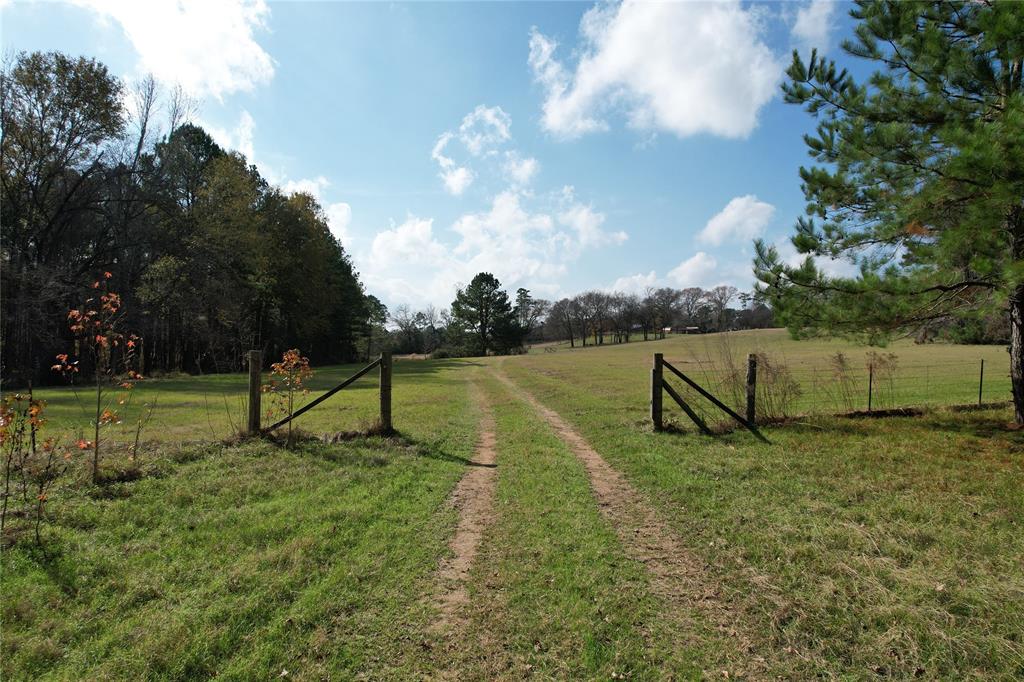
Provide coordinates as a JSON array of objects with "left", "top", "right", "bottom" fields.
[{"left": 652, "top": 353, "right": 1008, "bottom": 428}]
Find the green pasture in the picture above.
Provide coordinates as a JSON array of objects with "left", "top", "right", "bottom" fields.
[
  {"left": 3, "top": 330, "right": 1022, "bottom": 679},
  {"left": 527, "top": 329, "right": 1010, "bottom": 416},
  {"left": 498, "top": 345, "right": 1024, "bottom": 678}
]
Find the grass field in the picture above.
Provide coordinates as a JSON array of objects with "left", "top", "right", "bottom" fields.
[
  {"left": 23, "top": 329, "right": 1011, "bottom": 447},
  {"left": 3, "top": 330, "right": 1022, "bottom": 679},
  {"left": 530, "top": 329, "right": 1011, "bottom": 416}
]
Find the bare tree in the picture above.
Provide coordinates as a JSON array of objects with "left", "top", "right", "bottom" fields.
[
  {"left": 677, "top": 287, "right": 705, "bottom": 326},
  {"left": 639, "top": 289, "right": 657, "bottom": 340},
  {"left": 547, "top": 298, "right": 576, "bottom": 347},
  {"left": 651, "top": 288, "right": 682, "bottom": 338},
  {"left": 570, "top": 295, "right": 591, "bottom": 347},
  {"left": 706, "top": 285, "right": 739, "bottom": 332},
  {"left": 610, "top": 293, "right": 640, "bottom": 343},
  {"left": 390, "top": 304, "right": 422, "bottom": 353}
]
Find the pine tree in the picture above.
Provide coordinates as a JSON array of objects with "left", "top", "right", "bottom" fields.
[
  {"left": 451, "top": 273, "right": 515, "bottom": 356},
  {"left": 754, "top": 1, "right": 1024, "bottom": 421}
]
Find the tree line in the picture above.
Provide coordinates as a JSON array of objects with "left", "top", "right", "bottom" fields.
[
  {"left": 544, "top": 285, "right": 773, "bottom": 348},
  {"left": 2, "top": 51, "right": 382, "bottom": 385},
  {"left": 388, "top": 275, "right": 774, "bottom": 357}
]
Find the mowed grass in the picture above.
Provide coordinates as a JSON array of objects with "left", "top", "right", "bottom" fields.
[
  {"left": 529, "top": 329, "right": 1011, "bottom": 414},
  {"left": 497, "top": 336, "right": 1024, "bottom": 678},
  {"left": 2, "top": 361, "right": 482, "bottom": 680}
]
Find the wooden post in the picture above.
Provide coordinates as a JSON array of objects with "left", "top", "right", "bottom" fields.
[
  {"left": 979, "top": 358, "right": 985, "bottom": 406},
  {"left": 867, "top": 363, "right": 874, "bottom": 412},
  {"left": 379, "top": 351, "right": 393, "bottom": 434},
  {"left": 745, "top": 353, "right": 757, "bottom": 425},
  {"left": 247, "top": 350, "right": 261, "bottom": 435},
  {"left": 651, "top": 353, "right": 664, "bottom": 431}
]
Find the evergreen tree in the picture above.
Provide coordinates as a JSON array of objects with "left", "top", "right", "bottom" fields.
[
  {"left": 451, "top": 272, "right": 515, "bottom": 355},
  {"left": 753, "top": 1, "right": 1024, "bottom": 421}
]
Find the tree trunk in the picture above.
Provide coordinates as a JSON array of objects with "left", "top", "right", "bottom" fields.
[
  {"left": 1010, "top": 284, "right": 1024, "bottom": 424},
  {"left": 1010, "top": 206, "right": 1024, "bottom": 424}
]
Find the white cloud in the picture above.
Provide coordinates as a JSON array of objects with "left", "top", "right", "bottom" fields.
[
  {"left": 504, "top": 152, "right": 540, "bottom": 186},
  {"left": 274, "top": 173, "right": 352, "bottom": 245},
  {"left": 791, "top": 0, "right": 838, "bottom": 54},
  {"left": 608, "top": 270, "right": 657, "bottom": 295},
  {"left": 431, "top": 132, "right": 475, "bottom": 196},
  {"left": 529, "top": 0, "right": 783, "bottom": 139},
  {"left": 667, "top": 252, "right": 719, "bottom": 288},
  {"left": 281, "top": 175, "right": 329, "bottom": 197},
  {"left": 324, "top": 202, "right": 353, "bottom": 245},
  {"left": 774, "top": 238, "right": 859, "bottom": 279},
  {"left": 609, "top": 252, "right": 759, "bottom": 295},
  {"left": 361, "top": 217, "right": 460, "bottom": 306},
  {"left": 458, "top": 105, "right": 512, "bottom": 156},
  {"left": 371, "top": 217, "right": 450, "bottom": 267},
  {"left": 442, "top": 166, "right": 474, "bottom": 196},
  {"left": 697, "top": 195, "right": 775, "bottom": 246},
  {"left": 558, "top": 202, "right": 627, "bottom": 249},
  {"left": 204, "top": 109, "right": 256, "bottom": 161},
  {"left": 359, "top": 191, "right": 627, "bottom": 308},
  {"left": 432, "top": 105, "right": 542, "bottom": 195},
  {"left": 73, "top": 0, "right": 274, "bottom": 99}
]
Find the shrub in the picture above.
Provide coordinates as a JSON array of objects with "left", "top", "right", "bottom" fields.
[
  {"left": 264, "top": 349, "right": 313, "bottom": 447},
  {"left": 52, "top": 272, "right": 143, "bottom": 483},
  {"left": 1, "top": 394, "right": 71, "bottom": 546}
]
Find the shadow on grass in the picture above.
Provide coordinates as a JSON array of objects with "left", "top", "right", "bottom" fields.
[
  {"left": 298, "top": 358, "right": 485, "bottom": 392},
  {"left": 761, "top": 405, "right": 1022, "bottom": 442},
  {"left": 264, "top": 428, "right": 495, "bottom": 469}
]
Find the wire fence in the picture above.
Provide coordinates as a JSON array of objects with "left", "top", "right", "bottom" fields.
[{"left": 665, "top": 356, "right": 1009, "bottom": 425}]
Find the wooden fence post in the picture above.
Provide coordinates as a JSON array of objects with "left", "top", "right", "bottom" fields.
[
  {"left": 247, "top": 350, "right": 261, "bottom": 435},
  {"left": 979, "top": 358, "right": 984, "bottom": 406},
  {"left": 651, "top": 353, "right": 664, "bottom": 431},
  {"left": 745, "top": 353, "right": 757, "bottom": 424},
  {"left": 867, "top": 362, "right": 874, "bottom": 412},
  {"left": 379, "top": 351, "right": 393, "bottom": 434}
]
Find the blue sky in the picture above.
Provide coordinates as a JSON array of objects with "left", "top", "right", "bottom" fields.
[{"left": 2, "top": 0, "right": 860, "bottom": 310}]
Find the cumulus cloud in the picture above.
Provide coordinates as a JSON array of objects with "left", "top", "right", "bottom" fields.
[
  {"left": 528, "top": 0, "right": 783, "bottom": 139},
  {"left": 431, "top": 132, "right": 474, "bottom": 196},
  {"left": 697, "top": 195, "right": 775, "bottom": 246},
  {"left": 432, "top": 105, "right": 540, "bottom": 195},
  {"left": 359, "top": 190, "right": 627, "bottom": 308},
  {"left": 203, "top": 109, "right": 256, "bottom": 161},
  {"left": 281, "top": 175, "right": 329, "bottom": 198},
  {"left": 773, "top": 238, "right": 860, "bottom": 279},
  {"left": 667, "top": 252, "right": 719, "bottom": 288},
  {"left": 610, "top": 252, "right": 759, "bottom": 295},
  {"left": 279, "top": 175, "right": 352, "bottom": 244},
  {"left": 504, "top": 152, "right": 540, "bottom": 186},
  {"left": 608, "top": 270, "right": 657, "bottom": 295},
  {"left": 558, "top": 202, "right": 627, "bottom": 249},
  {"left": 323, "top": 202, "right": 353, "bottom": 245},
  {"left": 458, "top": 105, "right": 512, "bottom": 156},
  {"left": 791, "top": 0, "right": 838, "bottom": 54},
  {"left": 73, "top": 0, "right": 274, "bottom": 99}
]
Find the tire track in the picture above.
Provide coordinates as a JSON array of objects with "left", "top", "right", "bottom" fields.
[
  {"left": 431, "top": 383, "right": 498, "bottom": 633},
  {"left": 491, "top": 368, "right": 782, "bottom": 679}
]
